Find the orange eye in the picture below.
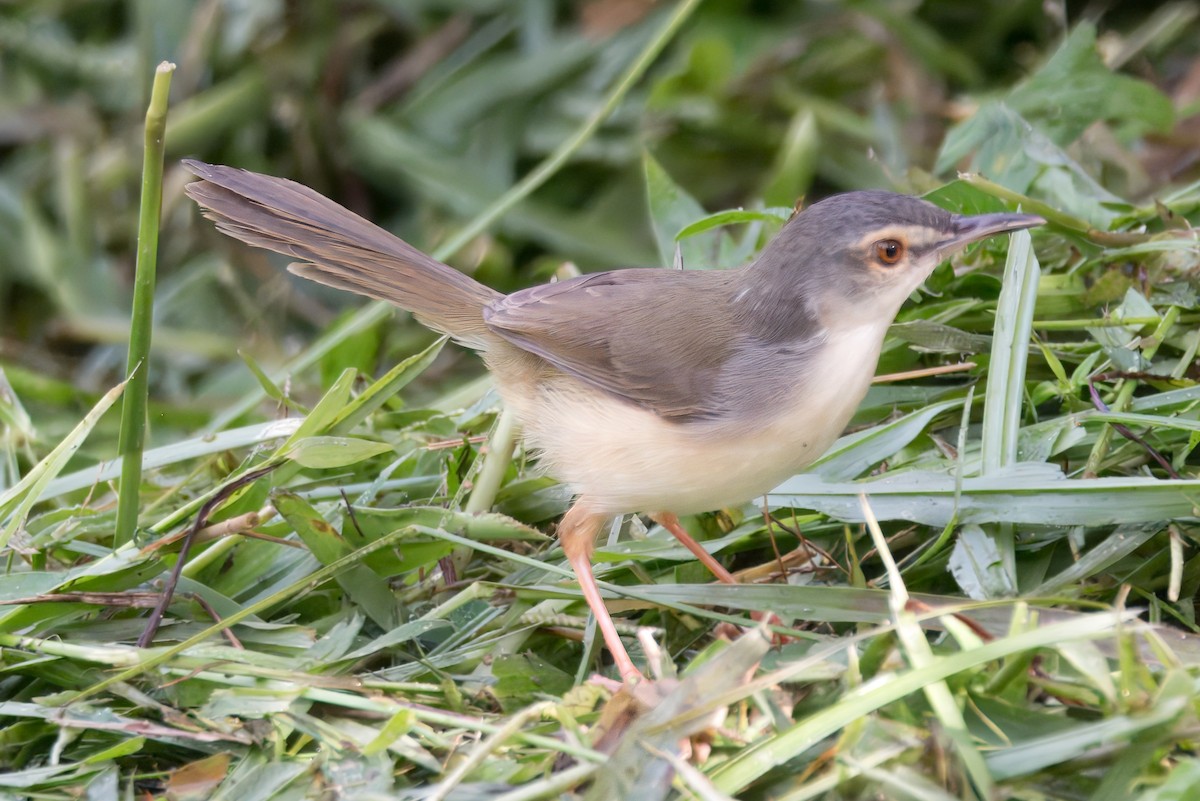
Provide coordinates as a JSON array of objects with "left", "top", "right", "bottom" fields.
[{"left": 874, "top": 239, "right": 904, "bottom": 266}]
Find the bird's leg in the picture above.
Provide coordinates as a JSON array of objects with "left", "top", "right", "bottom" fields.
[
  {"left": 653, "top": 512, "right": 789, "bottom": 637},
  {"left": 558, "top": 503, "right": 643, "bottom": 683},
  {"left": 650, "top": 512, "right": 736, "bottom": 584}
]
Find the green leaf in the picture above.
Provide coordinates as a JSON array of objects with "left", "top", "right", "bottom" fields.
[
  {"left": 282, "top": 368, "right": 356, "bottom": 448},
  {"left": 208, "top": 755, "right": 308, "bottom": 801},
  {"left": 492, "top": 654, "right": 574, "bottom": 710},
  {"left": 1005, "top": 23, "right": 1174, "bottom": 145},
  {"left": 644, "top": 149, "right": 711, "bottom": 268},
  {"left": 329, "top": 336, "right": 446, "bottom": 434},
  {"left": 888, "top": 320, "right": 992, "bottom": 353},
  {"left": 271, "top": 491, "right": 401, "bottom": 631},
  {"left": 710, "top": 612, "right": 1133, "bottom": 793},
  {"left": 237, "top": 349, "right": 287, "bottom": 403},
  {"left": 985, "top": 695, "right": 1186, "bottom": 779},
  {"left": 675, "top": 207, "right": 792, "bottom": 241},
  {"left": 810, "top": 399, "right": 964, "bottom": 481},
  {"left": 42, "top": 418, "right": 304, "bottom": 501},
  {"left": 346, "top": 506, "right": 547, "bottom": 543},
  {"left": 284, "top": 436, "right": 393, "bottom": 469},
  {"left": 761, "top": 109, "right": 819, "bottom": 207},
  {"left": 932, "top": 22, "right": 1174, "bottom": 230},
  {"left": 1138, "top": 758, "right": 1200, "bottom": 801},
  {"left": 1032, "top": 523, "right": 1160, "bottom": 594},
  {"left": 948, "top": 524, "right": 1017, "bottom": 600},
  {"left": 342, "top": 619, "right": 453, "bottom": 661},
  {"left": 643, "top": 150, "right": 744, "bottom": 270},
  {"left": 936, "top": 105, "right": 1129, "bottom": 226}
]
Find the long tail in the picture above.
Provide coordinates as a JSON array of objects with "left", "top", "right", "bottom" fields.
[{"left": 183, "top": 160, "right": 502, "bottom": 348}]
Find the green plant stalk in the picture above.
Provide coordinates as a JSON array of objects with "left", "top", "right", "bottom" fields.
[
  {"left": 492, "top": 764, "right": 599, "bottom": 801},
  {"left": 294, "top": 686, "right": 604, "bottom": 762},
  {"left": 451, "top": 406, "right": 520, "bottom": 574},
  {"left": 114, "top": 62, "right": 174, "bottom": 547},
  {"left": 962, "top": 173, "right": 1152, "bottom": 246},
  {"left": 776, "top": 748, "right": 908, "bottom": 801},
  {"left": 466, "top": 407, "right": 519, "bottom": 516},
  {"left": 1083, "top": 306, "right": 1180, "bottom": 477},
  {"left": 904, "top": 386, "right": 973, "bottom": 573},
  {"left": 1084, "top": 381, "right": 1137, "bottom": 478},
  {"left": 1171, "top": 329, "right": 1200, "bottom": 379},
  {"left": 981, "top": 231, "right": 1040, "bottom": 473},
  {"left": 1033, "top": 316, "right": 1165, "bottom": 331},
  {"left": 205, "top": 0, "right": 704, "bottom": 434}
]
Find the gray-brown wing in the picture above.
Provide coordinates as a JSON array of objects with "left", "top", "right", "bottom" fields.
[{"left": 482, "top": 269, "right": 741, "bottom": 420}]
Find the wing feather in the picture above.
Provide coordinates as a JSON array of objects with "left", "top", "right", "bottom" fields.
[{"left": 483, "top": 269, "right": 741, "bottom": 420}]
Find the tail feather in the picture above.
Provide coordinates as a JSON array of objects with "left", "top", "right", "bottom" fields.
[{"left": 183, "top": 160, "right": 501, "bottom": 348}]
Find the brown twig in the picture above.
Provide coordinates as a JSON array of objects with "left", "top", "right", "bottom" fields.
[
  {"left": 137, "top": 464, "right": 279, "bottom": 648},
  {"left": 192, "top": 593, "right": 244, "bottom": 650},
  {"left": 1086, "top": 372, "right": 1181, "bottom": 479},
  {"left": 873, "top": 362, "right": 976, "bottom": 383}
]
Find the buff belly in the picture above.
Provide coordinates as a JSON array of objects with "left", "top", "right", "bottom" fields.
[{"left": 494, "top": 322, "right": 886, "bottom": 516}]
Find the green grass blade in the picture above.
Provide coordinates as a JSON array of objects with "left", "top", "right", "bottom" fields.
[
  {"left": 977, "top": 228, "right": 1040, "bottom": 585},
  {"left": 979, "top": 231, "right": 1046, "bottom": 455},
  {"left": 771, "top": 466, "right": 1200, "bottom": 527},
  {"left": 0, "top": 380, "right": 126, "bottom": 548}
]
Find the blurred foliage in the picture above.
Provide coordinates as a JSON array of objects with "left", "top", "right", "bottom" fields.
[
  {"left": 1, "top": 0, "right": 1076, "bottom": 429},
  {"left": 3, "top": 0, "right": 1200, "bottom": 799}
]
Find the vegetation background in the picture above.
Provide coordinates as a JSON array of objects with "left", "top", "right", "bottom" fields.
[{"left": 2, "top": 0, "right": 1200, "bottom": 799}]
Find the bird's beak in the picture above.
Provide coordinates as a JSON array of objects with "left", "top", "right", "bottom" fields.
[{"left": 939, "top": 210, "right": 1046, "bottom": 256}]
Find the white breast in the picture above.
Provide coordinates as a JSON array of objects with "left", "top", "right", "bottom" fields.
[{"left": 502, "top": 321, "right": 889, "bottom": 516}]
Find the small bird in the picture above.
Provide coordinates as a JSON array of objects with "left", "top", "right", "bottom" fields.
[{"left": 183, "top": 160, "right": 1043, "bottom": 681}]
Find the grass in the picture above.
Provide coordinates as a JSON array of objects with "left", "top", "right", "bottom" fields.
[{"left": 2, "top": 2, "right": 1200, "bottom": 799}]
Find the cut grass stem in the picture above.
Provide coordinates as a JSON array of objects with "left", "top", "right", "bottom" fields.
[{"left": 114, "top": 62, "right": 175, "bottom": 547}]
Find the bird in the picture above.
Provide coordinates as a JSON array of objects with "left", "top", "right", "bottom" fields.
[{"left": 182, "top": 160, "right": 1043, "bottom": 682}]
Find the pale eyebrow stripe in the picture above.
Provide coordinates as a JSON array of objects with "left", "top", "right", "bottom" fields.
[{"left": 853, "top": 225, "right": 942, "bottom": 253}]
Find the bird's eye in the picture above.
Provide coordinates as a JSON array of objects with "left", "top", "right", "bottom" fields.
[{"left": 874, "top": 239, "right": 904, "bottom": 266}]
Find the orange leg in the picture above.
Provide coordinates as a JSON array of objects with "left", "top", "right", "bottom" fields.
[
  {"left": 558, "top": 503, "right": 643, "bottom": 683},
  {"left": 653, "top": 512, "right": 787, "bottom": 635},
  {"left": 650, "top": 512, "right": 736, "bottom": 584}
]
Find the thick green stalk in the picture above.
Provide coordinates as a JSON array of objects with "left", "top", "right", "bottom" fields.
[
  {"left": 451, "top": 407, "right": 520, "bottom": 574},
  {"left": 114, "top": 62, "right": 174, "bottom": 546}
]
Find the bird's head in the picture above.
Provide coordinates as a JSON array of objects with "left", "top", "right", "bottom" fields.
[{"left": 747, "top": 190, "right": 1044, "bottom": 330}]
